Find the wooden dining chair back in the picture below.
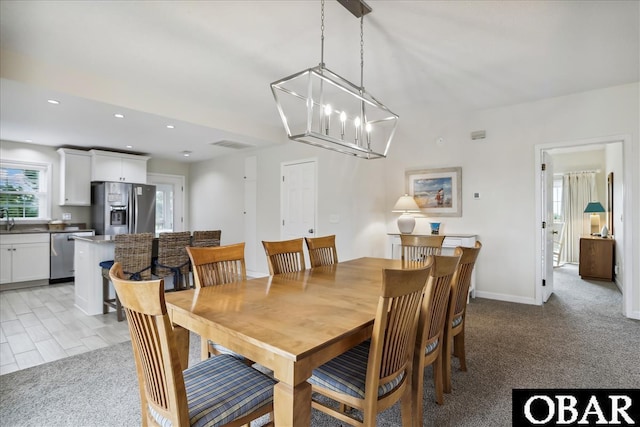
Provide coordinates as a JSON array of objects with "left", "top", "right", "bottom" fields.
[
  {"left": 305, "top": 235, "right": 338, "bottom": 267},
  {"left": 186, "top": 243, "right": 251, "bottom": 361},
  {"left": 400, "top": 234, "right": 445, "bottom": 266},
  {"left": 187, "top": 243, "right": 247, "bottom": 288},
  {"left": 191, "top": 230, "right": 221, "bottom": 248},
  {"left": 154, "top": 231, "right": 192, "bottom": 291},
  {"left": 100, "top": 232, "right": 154, "bottom": 321},
  {"left": 308, "top": 263, "right": 432, "bottom": 426},
  {"left": 412, "top": 254, "right": 460, "bottom": 420},
  {"left": 262, "top": 238, "right": 306, "bottom": 274},
  {"left": 443, "top": 241, "right": 482, "bottom": 393},
  {"left": 109, "top": 262, "right": 275, "bottom": 427}
]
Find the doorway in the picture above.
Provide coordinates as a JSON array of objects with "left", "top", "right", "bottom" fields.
[
  {"left": 280, "top": 159, "right": 317, "bottom": 241},
  {"left": 147, "top": 173, "right": 186, "bottom": 233},
  {"left": 535, "top": 135, "right": 629, "bottom": 316}
]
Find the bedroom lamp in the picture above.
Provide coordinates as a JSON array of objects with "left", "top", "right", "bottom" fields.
[
  {"left": 270, "top": 0, "right": 398, "bottom": 159},
  {"left": 584, "top": 201, "right": 605, "bottom": 235},
  {"left": 393, "top": 194, "right": 420, "bottom": 234}
]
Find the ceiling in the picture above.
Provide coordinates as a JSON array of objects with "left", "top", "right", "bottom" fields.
[{"left": 1, "top": 1, "right": 638, "bottom": 162}]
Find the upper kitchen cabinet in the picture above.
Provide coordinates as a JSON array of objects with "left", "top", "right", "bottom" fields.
[
  {"left": 58, "top": 148, "right": 91, "bottom": 206},
  {"left": 90, "top": 149, "right": 149, "bottom": 183}
]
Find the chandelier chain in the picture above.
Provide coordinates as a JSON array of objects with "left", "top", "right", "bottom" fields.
[
  {"left": 360, "top": 15, "right": 364, "bottom": 89},
  {"left": 320, "top": 0, "right": 325, "bottom": 66}
]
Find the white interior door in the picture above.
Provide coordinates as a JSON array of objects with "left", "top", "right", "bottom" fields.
[
  {"left": 147, "top": 173, "right": 185, "bottom": 233},
  {"left": 281, "top": 160, "right": 316, "bottom": 240},
  {"left": 542, "top": 151, "right": 554, "bottom": 302}
]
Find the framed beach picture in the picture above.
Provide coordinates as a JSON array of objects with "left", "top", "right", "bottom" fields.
[{"left": 405, "top": 167, "right": 462, "bottom": 217}]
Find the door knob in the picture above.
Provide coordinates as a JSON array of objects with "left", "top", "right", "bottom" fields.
[{"left": 308, "top": 229, "right": 314, "bottom": 234}]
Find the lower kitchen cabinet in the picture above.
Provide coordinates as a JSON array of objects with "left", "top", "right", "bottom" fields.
[{"left": 0, "top": 233, "right": 50, "bottom": 285}]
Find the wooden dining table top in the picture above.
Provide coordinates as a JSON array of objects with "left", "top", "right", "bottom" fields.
[{"left": 164, "top": 256, "right": 405, "bottom": 426}]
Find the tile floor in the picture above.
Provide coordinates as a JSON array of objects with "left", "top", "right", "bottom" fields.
[{"left": 0, "top": 282, "right": 130, "bottom": 375}]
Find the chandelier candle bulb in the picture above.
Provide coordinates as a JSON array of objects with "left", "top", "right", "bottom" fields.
[
  {"left": 366, "top": 122, "right": 372, "bottom": 145},
  {"left": 324, "top": 104, "right": 332, "bottom": 135},
  {"left": 354, "top": 116, "right": 361, "bottom": 145},
  {"left": 340, "top": 111, "right": 346, "bottom": 139}
]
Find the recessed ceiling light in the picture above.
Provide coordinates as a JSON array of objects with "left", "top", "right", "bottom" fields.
[
  {"left": 126, "top": 145, "right": 133, "bottom": 149},
  {"left": 114, "top": 113, "right": 124, "bottom": 118},
  {"left": 182, "top": 151, "right": 192, "bottom": 157},
  {"left": 47, "top": 99, "right": 60, "bottom": 105},
  {"left": 25, "top": 139, "right": 33, "bottom": 143},
  {"left": 166, "top": 125, "right": 175, "bottom": 129}
]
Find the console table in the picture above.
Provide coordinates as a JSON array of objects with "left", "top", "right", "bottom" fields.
[{"left": 387, "top": 233, "right": 478, "bottom": 297}]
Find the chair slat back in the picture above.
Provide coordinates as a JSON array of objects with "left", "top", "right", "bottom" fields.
[
  {"left": 156, "top": 231, "right": 192, "bottom": 277},
  {"left": 450, "top": 242, "right": 482, "bottom": 320},
  {"left": 418, "top": 254, "right": 460, "bottom": 349},
  {"left": 187, "top": 243, "right": 247, "bottom": 287},
  {"left": 109, "top": 262, "right": 189, "bottom": 426},
  {"left": 400, "top": 235, "right": 445, "bottom": 266},
  {"left": 114, "top": 233, "right": 154, "bottom": 280},
  {"left": 191, "top": 230, "right": 221, "bottom": 247},
  {"left": 262, "top": 238, "right": 306, "bottom": 274},
  {"left": 368, "top": 264, "right": 431, "bottom": 390},
  {"left": 305, "top": 235, "right": 338, "bottom": 267}
]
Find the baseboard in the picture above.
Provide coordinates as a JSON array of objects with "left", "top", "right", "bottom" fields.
[{"left": 474, "top": 290, "right": 538, "bottom": 306}]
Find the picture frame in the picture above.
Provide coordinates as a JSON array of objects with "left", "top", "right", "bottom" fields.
[{"left": 405, "top": 167, "right": 462, "bottom": 217}]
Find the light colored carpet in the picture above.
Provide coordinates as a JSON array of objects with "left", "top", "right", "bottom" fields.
[{"left": 1, "top": 264, "right": 638, "bottom": 426}]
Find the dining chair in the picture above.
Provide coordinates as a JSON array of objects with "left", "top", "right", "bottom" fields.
[
  {"left": 100, "top": 232, "right": 154, "bottom": 321},
  {"left": 412, "top": 254, "right": 460, "bottom": 419},
  {"left": 262, "top": 238, "right": 306, "bottom": 274},
  {"left": 305, "top": 234, "right": 338, "bottom": 267},
  {"left": 443, "top": 241, "right": 482, "bottom": 394},
  {"left": 154, "top": 231, "right": 192, "bottom": 291},
  {"left": 307, "top": 263, "right": 432, "bottom": 427},
  {"left": 108, "top": 262, "right": 276, "bottom": 427},
  {"left": 186, "top": 243, "right": 250, "bottom": 361},
  {"left": 191, "top": 230, "right": 222, "bottom": 248},
  {"left": 400, "top": 234, "right": 445, "bottom": 266}
]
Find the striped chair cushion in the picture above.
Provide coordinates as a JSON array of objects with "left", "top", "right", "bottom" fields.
[
  {"left": 149, "top": 354, "right": 275, "bottom": 427},
  {"left": 425, "top": 338, "right": 439, "bottom": 355},
  {"left": 452, "top": 315, "right": 464, "bottom": 328},
  {"left": 308, "top": 341, "right": 404, "bottom": 399}
]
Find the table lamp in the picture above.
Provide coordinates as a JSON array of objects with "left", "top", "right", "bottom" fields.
[
  {"left": 393, "top": 194, "right": 420, "bottom": 234},
  {"left": 584, "top": 201, "right": 605, "bottom": 235}
]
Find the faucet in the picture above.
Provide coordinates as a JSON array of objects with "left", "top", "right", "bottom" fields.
[{"left": 0, "top": 208, "right": 15, "bottom": 231}]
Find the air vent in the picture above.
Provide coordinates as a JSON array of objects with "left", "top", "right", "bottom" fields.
[{"left": 210, "top": 140, "right": 254, "bottom": 150}]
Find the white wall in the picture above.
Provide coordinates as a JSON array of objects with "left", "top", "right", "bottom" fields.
[{"left": 188, "top": 82, "right": 639, "bottom": 317}]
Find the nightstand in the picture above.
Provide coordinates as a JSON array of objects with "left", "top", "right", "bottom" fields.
[{"left": 579, "top": 236, "right": 615, "bottom": 281}]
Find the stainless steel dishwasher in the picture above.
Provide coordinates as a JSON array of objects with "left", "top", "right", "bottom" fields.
[{"left": 50, "top": 230, "right": 95, "bottom": 283}]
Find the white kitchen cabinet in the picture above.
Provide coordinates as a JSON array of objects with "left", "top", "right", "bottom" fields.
[
  {"left": 0, "top": 233, "right": 50, "bottom": 284},
  {"left": 90, "top": 149, "right": 149, "bottom": 183},
  {"left": 58, "top": 148, "right": 91, "bottom": 205}
]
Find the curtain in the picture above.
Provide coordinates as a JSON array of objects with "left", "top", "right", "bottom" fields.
[{"left": 562, "top": 172, "right": 596, "bottom": 263}]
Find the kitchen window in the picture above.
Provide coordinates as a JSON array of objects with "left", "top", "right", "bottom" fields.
[{"left": 0, "top": 161, "right": 51, "bottom": 221}]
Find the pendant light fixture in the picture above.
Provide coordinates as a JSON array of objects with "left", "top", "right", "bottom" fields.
[{"left": 270, "top": 0, "right": 398, "bottom": 159}]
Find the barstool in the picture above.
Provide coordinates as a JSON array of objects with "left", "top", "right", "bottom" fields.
[
  {"left": 153, "top": 231, "right": 191, "bottom": 291},
  {"left": 191, "top": 230, "right": 221, "bottom": 247},
  {"left": 100, "top": 233, "right": 154, "bottom": 321}
]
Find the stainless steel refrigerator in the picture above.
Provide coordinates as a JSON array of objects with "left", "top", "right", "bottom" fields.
[{"left": 91, "top": 182, "right": 156, "bottom": 235}]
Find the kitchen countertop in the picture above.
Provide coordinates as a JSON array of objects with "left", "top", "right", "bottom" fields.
[
  {"left": 74, "top": 235, "right": 115, "bottom": 243},
  {"left": 0, "top": 223, "right": 92, "bottom": 235}
]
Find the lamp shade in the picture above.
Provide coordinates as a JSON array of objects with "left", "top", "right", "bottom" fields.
[
  {"left": 392, "top": 195, "right": 420, "bottom": 212},
  {"left": 584, "top": 202, "right": 605, "bottom": 213}
]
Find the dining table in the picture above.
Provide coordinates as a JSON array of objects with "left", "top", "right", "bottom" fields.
[{"left": 164, "top": 256, "right": 405, "bottom": 426}]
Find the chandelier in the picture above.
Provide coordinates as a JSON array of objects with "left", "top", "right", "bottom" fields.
[{"left": 270, "top": 0, "right": 398, "bottom": 159}]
